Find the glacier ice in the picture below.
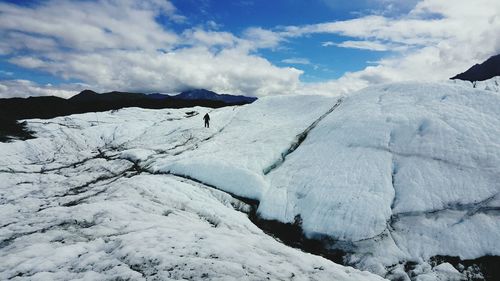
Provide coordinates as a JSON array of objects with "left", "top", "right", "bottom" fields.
[
  {"left": 1, "top": 80, "right": 499, "bottom": 280},
  {"left": 0, "top": 105, "right": 382, "bottom": 280}
]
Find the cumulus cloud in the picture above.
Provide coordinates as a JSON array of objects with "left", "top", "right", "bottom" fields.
[
  {"left": 293, "top": 0, "right": 500, "bottom": 94},
  {"left": 242, "top": 27, "right": 284, "bottom": 50},
  {"left": 4, "top": 47, "right": 302, "bottom": 97},
  {"left": 1, "top": 0, "right": 499, "bottom": 98},
  {"left": 282, "top": 15, "right": 450, "bottom": 46},
  {"left": 0, "top": 0, "right": 300, "bottom": 98},
  {"left": 182, "top": 28, "right": 239, "bottom": 48},
  {"left": 0, "top": 80, "right": 83, "bottom": 99},
  {"left": 0, "top": 0, "right": 179, "bottom": 52},
  {"left": 8, "top": 57, "right": 46, "bottom": 69}
]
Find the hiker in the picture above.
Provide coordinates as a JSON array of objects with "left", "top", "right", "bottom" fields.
[{"left": 203, "top": 113, "right": 210, "bottom": 128}]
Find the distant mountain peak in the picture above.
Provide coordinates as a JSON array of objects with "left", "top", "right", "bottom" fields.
[
  {"left": 68, "top": 89, "right": 99, "bottom": 101},
  {"left": 176, "top": 89, "right": 257, "bottom": 104},
  {"left": 451, "top": 54, "right": 500, "bottom": 82},
  {"left": 67, "top": 88, "right": 256, "bottom": 104},
  {"left": 80, "top": 89, "right": 98, "bottom": 94},
  {"left": 76, "top": 89, "right": 98, "bottom": 96},
  {"left": 177, "top": 89, "right": 218, "bottom": 99}
]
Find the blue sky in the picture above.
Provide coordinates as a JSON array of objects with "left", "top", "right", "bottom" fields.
[
  {"left": 1, "top": 0, "right": 392, "bottom": 84},
  {"left": 0, "top": 0, "right": 498, "bottom": 98}
]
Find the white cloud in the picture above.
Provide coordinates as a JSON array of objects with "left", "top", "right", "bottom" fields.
[
  {"left": 0, "top": 80, "right": 82, "bottom": 99},
  {"left": 206, "top": 20, "right": 222, "bottom": 30},
  {"left": 281, "top": 58, "right": 311, "bottom": 65},
  {"left": 282, "top": 15, "right": 449, "bottom": 47},
  {"left": 1, "top": 0, "right": 499, "bottom": 99},
  {"left": 335, "top": 40, "right": 390, "bottom": 51},
  {"left": 4, "top": 48, "right": 302, "bottom": 97},
  {"left": 321, "top": 40, "right": 399, "bottom": 51},
  {"left": 0, "top": 0, "right": 301, "bottom": 98},
  {"left": 182, "top": 28, "right": 238, "bottom": 47},
  {"left": 0, "top": 31, "right": 58, "bottom": 55},
  {"left": 242, "top": 27, "right": 284, "bottom": 49},
  {"left": 0, "top": 0, "right": 180, "bottom": 52},
  {"left": 8, "top": 57, "right": 46, "bottom": 69},
  {"left": 0, "top": 83, "right": 8, "bottom": 93},
  {"left": 292, "top": 0, "right": 500, "bottom": 94}
]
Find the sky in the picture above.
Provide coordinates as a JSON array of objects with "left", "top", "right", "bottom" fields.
[{"left": 0, "top": 0, "right": 499, "bottom": 98}]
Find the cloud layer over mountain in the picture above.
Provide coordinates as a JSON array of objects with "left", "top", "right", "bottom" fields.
[{"left": 0, "top": 0, "right": 499, "bottom": 98}]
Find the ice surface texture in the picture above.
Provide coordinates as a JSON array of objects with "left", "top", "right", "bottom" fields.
[
  {"left": 259, "top": 82, "right": 500, "bottom": 272},
  {"left": 1, "top": 80, "right": 499, "bottom": 280},
  {"left": 0, "top": 105, "right": 382, "bottom": 280}
]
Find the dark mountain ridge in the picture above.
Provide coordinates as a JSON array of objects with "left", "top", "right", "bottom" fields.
[
  {"left": 69, "top": 90, "right": 147, "bottom": 102},
  {"left": 175, "top": 89, "right": 257, "bottom": 104},
  {"left": 68, "top": 88, "right": 257, "bottom": 104},
  {"left": 451, "top": 54, "right": 500, "bottom": 82}
]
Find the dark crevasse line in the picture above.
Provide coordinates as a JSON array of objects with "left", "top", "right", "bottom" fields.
[
  {"left": 0, "top": 219, "right": 96, "bottom": 251},
  {"left": 3, "top": 102, "right": 347, "bottom": 276},
  {"left": 391, "top": 193, "right": 499, "bottom": 220},
  {"left": 262, "top": 98, "right": 343, "bottom": 175},
  {"left": 5, "top": 161, "right": 499, "bottom": 280},
  {"left": 93, "top": 136, "right": 500, "bottom": 281},
  {"left": 161, "top": 171, "right": 349, "bottom": 265}
]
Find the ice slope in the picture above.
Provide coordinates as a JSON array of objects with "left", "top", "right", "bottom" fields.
[
  {"left": 0, "top": 106, "right": 383, "bottom": 280},
  {"left": 151, "top": 95, "right": 339, "bottom": 200},
  {"left": 2, "top": 81, "right": 499, "bottom": 279},
  {"left": 0, "top": 173, "right": 382, "bottom": 280},
  {"left": 257, "top": 82, "right": 500, "bottom": 272}
]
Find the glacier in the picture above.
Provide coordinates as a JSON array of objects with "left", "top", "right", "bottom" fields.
[
  {"left": 1, "top": 80, "right": 499, "bottom": 280},
  {"left": 259, "top": 82, "right": 500, "bottom": 278},
  {"left": 0, "top": 105, "right": 383, "bottom": 280}
]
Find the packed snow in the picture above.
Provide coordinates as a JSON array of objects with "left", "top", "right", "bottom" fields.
[
  {"left": 1, "top": 80, "right": 499, "bottom": 280},
  {"left": 0, "top": 105, "right": 382, "bottom": 280},
  {"left": 1, "top": 173, "right": 383, "bottom": 280}
]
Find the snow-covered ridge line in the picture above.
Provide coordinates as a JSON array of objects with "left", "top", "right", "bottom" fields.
[{"left": 263, "top": 98, "right": 343, "bottom": 175}]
